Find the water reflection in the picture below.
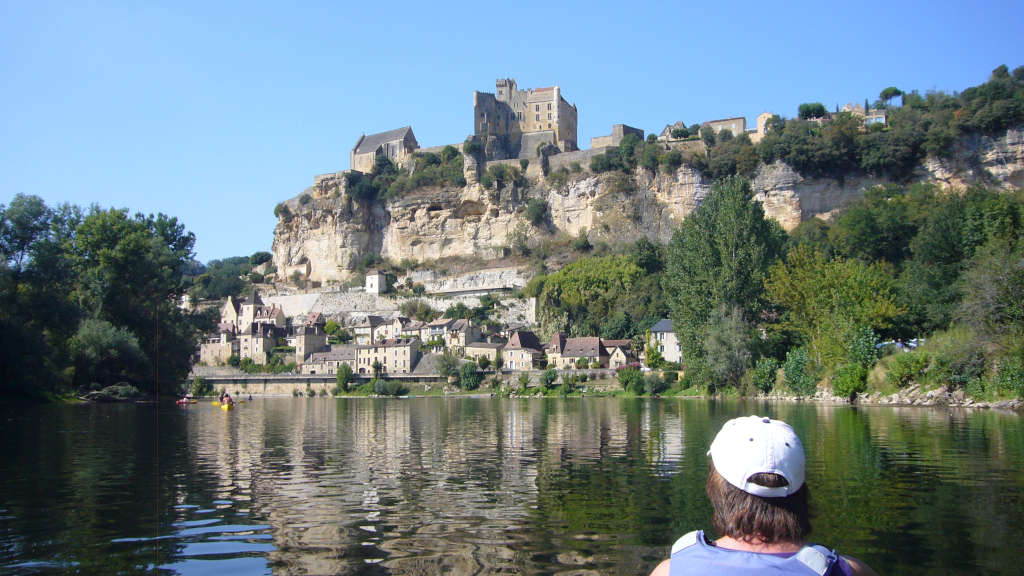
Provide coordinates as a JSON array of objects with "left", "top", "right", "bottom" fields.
[{"left": 0, "top": 399, "right": 1021, "bottom": 574}]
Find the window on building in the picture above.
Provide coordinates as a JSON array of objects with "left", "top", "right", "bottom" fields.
[
  {"left": 547, "top": 103, "right": 552, "bottom": 110},
  {"left": 535, "top": 104, "right": 539, "bottom": 111},
  {"left": 547, "top": 113, "right": 552, "bottom": 120},
  {"left": 535, "top": 114, "right": 539, "bottom": 121}
]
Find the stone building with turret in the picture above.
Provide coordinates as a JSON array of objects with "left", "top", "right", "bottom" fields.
[{"left": 473, "top": 78, "right": 577, "bottom": 160}]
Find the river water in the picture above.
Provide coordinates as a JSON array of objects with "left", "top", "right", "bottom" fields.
[{"left": 1, "top": 397, "right": 1021, "bottom": 575}]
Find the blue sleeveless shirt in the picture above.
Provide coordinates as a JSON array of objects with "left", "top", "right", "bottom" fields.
[{"left": 668, "top": 530, "right": 849, "bottom": 576}]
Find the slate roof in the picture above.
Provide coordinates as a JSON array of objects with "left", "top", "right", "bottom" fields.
[
  {"left": 309, "top": 346, "right": 356, "bottom": 363},
  {"left": 562, "top": 337, "right": 605, "bottom": 358},
  {"left": 353, "top": 126, "right": 414, "bottom": 155},
  {"left": 601, "top": 339, "right": 631, "bottom": 350},
  {"left": 466, "top": 342, "right": 504, "bottom": 350},
  {"left": 650, "top": 318, "right": 674, "bottom": 333},
  {"left": 506, "top": 330, "right": 542, "bottom": 352}
]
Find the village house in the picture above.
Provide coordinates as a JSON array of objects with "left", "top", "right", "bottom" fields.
[
  {"left": 502, "top": 330, "right": 544, "bottom": 371},
  {"left": 350, "top": 126, "right": 418, "bottom": 174},
  {"left": 365, "top": 270, "right": 388, "bottom": 294},
  {"left": 238, "top": 322, "right": 281, "bottom": 365},
  {"left": 352, "top": 315, "right": 387, "bottom": 346},
  {"left": 301, "top": 346, "right": 356, "bottom": 375},
  {"left": 547, "top": 333, "right": 607, "bottom": 369},
  {"left": 602, "top": 339, "right": 635, "bottom": 370},
  {"left": 464, "top": 342, "right": 504, "bottom": 365},
  {"left": 444, "top": 318, "right": 481, "bottom": 354},
  {"left": 291, "top": 313, "right": 328, "bottom": 365},
  {"left": 355, "top": 337, "right": 421, "bottom": 375},
  {"left": 199, "top": 327, "right": 238, "bottom": 366},
  {"left": 648, "top": 319, "right": 681, "bottom": 364},
  {"left": 702, "top": 117, "right": 747, "bottom": 136}
]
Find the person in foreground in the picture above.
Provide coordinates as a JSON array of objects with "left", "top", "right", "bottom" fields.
[{"left": 649, "top": 416, "right": 878, "bottom": 575}]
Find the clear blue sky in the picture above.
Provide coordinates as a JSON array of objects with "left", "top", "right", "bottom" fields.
[{"left": 2, "top": 1, "right": 1021, "bottom": 263}]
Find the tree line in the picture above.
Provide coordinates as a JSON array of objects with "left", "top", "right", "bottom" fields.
[{"left": 1, "top": 195, "right": 202, "bottom": 399}]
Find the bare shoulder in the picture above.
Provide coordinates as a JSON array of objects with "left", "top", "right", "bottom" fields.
[
  {"left": 648, "top": 558, "right": 671, "bottom": 576},
  {"left": 843, "top": 554, "right": 880, "bottom": 576}
]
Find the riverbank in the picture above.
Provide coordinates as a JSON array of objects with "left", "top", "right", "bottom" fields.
[{"left": 184, "top": 368, "right": 1023, "bottom": 411}]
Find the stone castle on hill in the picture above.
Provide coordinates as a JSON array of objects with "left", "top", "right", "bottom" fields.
[
  {"left": 472, "top": 78, "right": 578, "bottom": 160},
  {"left": 349, "top": 77, "right": 581, "bottom": 173},
  {"left": 347, "top": 77, "right": 793, "bottom": 176}
]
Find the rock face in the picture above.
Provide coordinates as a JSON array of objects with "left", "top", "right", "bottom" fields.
[{"left": 273, "top": 129, "right": 1024, "bottom": 284}]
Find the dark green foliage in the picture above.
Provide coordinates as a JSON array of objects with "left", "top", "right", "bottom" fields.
[
  {"left": 753, "top": 357, "right": 779, "bottom": 393},
  {"left": 539, "top": 368, "right": 558, "bottom": 390},
  {"left": 481, "top": 163, "right": 525, "bottom": 191},
  {"left": 885, "top": 351, "right": 930, "bottom": 388},
  {"left": 274, "top": 203, "right": 290, "bottom": 218},
  {"left": 190, "top": 376, "right": 213, "bottom": 397},
  {"left": 463, "top": 138, "right": 482, "bottom": 156},
  {"left": 1, "top": 196, "right": 203, "bottom": 397},
  {"left": 670, "top": 126, "right": 689, "bottom": 139},
  {"left": 525, "top": 198, "right": 549, "bottom": 226},
  {"left": 847, "top": 326, "right": 880, "bottom": 368},
  {"left": 334, "top": 364, "right": 353, "bottom": 394},
  {"left": 798, "top": 102, "right": 828, "bottom": 119},
  {"left": 783, "top": 347, "right": 815, "bottom": 396},
  {"left": 400, "top": 299, "right": 440, "bottom": 322},
  {"left": 643, "top": 373, "right": 668, "bottom": 395},
  {"left": 617, "top": 367, "right": 643, "bottom": 394},
  {"left": 572, "top": 230, "right": 592, "bottom": 252},
  {"left": 832, "top": 362, "right": 868, "bottom": 398},
  {"left": 664, "top": 176, "right": 783, "bottom": 374},
  {"left": 299, "top": 194, "right": 312, "bottom": 205},
  {"left": 755, "top": 68, "right": 1024, "bottom": 182},
  {"left": 536, "top": 254, "right": 659, "bottom": 338},
  {"left": 702, "top": 132, "right": 759, "bottom": 180}
]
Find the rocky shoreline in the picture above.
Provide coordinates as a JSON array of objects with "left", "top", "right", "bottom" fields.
[{"left": 769, "top": 383, "right": 1024, "bottom": 412}]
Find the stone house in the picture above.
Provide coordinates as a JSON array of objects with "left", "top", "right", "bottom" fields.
[
  {"left": 399, "top": 319, "right": 426, "bottom": 339},
  {"left": 702, "top": 117, "right": 747, "bottom": 136},
  {"left": 502, "top": 330, "right": 543, "bottom": 371},
  {"left": 353, "top": 315, "right": 387, "bottom": 346},
  {"left": 444, "top": 319, "right": 480, "bottom": 354},
  {"left": 199, "top": 327, "right": 238, "bottom": 366},
  {"left": 473, "top": 78, "right": 578, "bottom": 159},
  {"left": 365, "top": 270, "right": 387, "bottom": 294},
  {"left": 658, "top": 121, "right": 689, "bottom": 141},
  {"left": 591, "top": 124, "right": 644, "bottom": 148},
  {"left": 239, "top": 323, "right": 280, "bottom": 365},
  {"left": 464, "top": 342, "right": 504, "bottom": 365},
  {"left": 602, "top": 339, "right": 634, "bottom": 370},
  {"left": 547, "top": 333, "right": 607, "bottom": 369},
  {"left": 648, "top": 318, "right": 681, "bottom": 364},
  {"left": 301, "top": 346, "right": 356, "bottom": 375},
  {"left": 351, "top": 126, "right": 418, "bottom": 174},
  {"left": 355, "top": 337, "right": 420, "bottom": 375},
  {"left": 291, "top": 324, "right": 327, "bottom": 366}
]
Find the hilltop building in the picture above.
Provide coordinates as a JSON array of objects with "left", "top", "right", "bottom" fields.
[
  {"left": 473, "top": 78, "right": 578, "bottom": 160},
  {"left": 591, "top": 124, "right": 644, "bottom": 149},
  {"left": 351, "top": 126, "right": 418, "bottom": 174}
]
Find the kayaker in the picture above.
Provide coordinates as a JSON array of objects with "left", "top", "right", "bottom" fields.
[
  {"left": 648, "top": 416, "right": 878, "bottom": 576},
  {"left": 221, "top": 392, "right": 234, "bottom": 406}
]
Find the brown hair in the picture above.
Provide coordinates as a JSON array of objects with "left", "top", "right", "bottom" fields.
[{"left": 705, "top": 461, "right": 812, "bottom": 544}]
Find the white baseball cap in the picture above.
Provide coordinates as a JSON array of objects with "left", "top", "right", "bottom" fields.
[{"left": 708, "top": 415, "right": 806, "bottom": 498}]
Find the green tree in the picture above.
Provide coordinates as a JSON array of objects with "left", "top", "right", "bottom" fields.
[
  {"left": 539, "top": 368, "right": 558, "bottom": 390},
  {"left": 766, "top": 245, "right": 902, "bottom": 369},
  {"left": 335, "top": 363, "right": 353, "bottom": 394},
  {"left": 525, "top": 198, "right": 549, "bottom": 227},
  {"left": 664, "top": 176, "right": 783, "bottom": 376},
  {"left": 459, "top": 362, "right": 481, "bottom": 390},
  {"left": 798, "top": 102, "right": 827, "bottom": 119}
]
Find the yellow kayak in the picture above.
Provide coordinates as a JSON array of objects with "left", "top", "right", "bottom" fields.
[{"left": 220, "top": 403, "right": 234, "bottom": 411}]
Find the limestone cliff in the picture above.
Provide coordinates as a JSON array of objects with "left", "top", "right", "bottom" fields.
[{"left": 273, "top": 129, "right": 1023, "bottom": 284}]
